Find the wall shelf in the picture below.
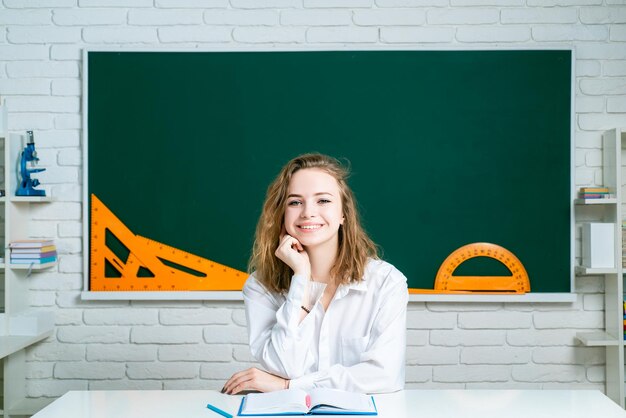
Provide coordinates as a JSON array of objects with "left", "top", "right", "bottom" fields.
[
  {"left": 10, "top": 196, "right": 54, "bottom": 203},
  {"left": 8, "top": 261, "right": 57, "bottom": 270},
  {"left": 0, "top": 331, "right": 53, "bottom": 359},
  {"left": 577, "top": 331, "right": 621, "bottom": 347},
  {"left": 576, "top": 266, "right": 619, "bottom": 275},
  {"left": 574, "top": 127, "right": 626, "bottom": 408},
  {"left": 575, "top": 198, "right": 618, "bottom": 205},
  {"left": 1, "top": 126, "right": 56, "bottom": 417}
]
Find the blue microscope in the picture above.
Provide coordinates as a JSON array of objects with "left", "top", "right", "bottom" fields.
[{"left": 16, "top": 131, "right": 46, "bottom": 197}]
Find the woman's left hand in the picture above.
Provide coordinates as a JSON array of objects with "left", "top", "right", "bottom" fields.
[{"left": 222, "top": 367, "right": 288, "bottom": 395}]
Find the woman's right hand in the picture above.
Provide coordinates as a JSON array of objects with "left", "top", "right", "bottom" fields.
[{"left": 275, "top": 231, "right": 311, "bottom": 278}]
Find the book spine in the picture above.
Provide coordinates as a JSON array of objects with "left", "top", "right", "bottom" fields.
[
  {"left": 9, "top": 242, "right": 55, "bottom": 248},
  {"left": 10, "top": 256, "right": 57, "bottom": 264},
  {"left": 10, "top": 245, "right": 57, "bottom": 254},
  {"left": 10, "top": 251, "right": 57, "bottom": 259}
]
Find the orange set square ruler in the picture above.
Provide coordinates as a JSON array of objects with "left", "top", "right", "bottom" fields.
[{"left": 90, "top": 194, "right": 247, "bottom": 291}]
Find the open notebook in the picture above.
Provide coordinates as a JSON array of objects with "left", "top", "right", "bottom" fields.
[{"left": 237, "top": 388, "right": 377, "bottom": 416}]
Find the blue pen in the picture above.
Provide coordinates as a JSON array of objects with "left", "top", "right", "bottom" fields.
[{"left": 207, "top": 403, "right": 233, "bottom": 418}]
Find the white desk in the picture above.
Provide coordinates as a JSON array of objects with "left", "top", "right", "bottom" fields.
[{"left": 32, "top": 389, "right": 626, "bottom": 418}]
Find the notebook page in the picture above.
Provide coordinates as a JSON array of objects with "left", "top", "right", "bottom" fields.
[
  {"left": 242, "top": 389, "right": 309, "bottom": 414},
  {"left": 308, "top": 388, "right": 375, "bottom": 412}
]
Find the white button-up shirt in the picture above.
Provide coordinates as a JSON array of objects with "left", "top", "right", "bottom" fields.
[{"left": 243, "top": 259, "right": 408, "bottom": 393}]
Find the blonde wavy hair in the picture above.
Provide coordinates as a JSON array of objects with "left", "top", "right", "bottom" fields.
[{"left": 249, "top": 153, "right": 379, "bottom": 293}]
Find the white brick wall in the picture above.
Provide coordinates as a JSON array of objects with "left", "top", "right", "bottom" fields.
[{"left": 0, "top": 0, "right": 623, "bottom": 406}]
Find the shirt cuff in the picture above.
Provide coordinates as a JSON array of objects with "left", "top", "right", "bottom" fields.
[
  {"left": 286, "top": 275, "right": 327, "bottom": 309},
  {"left": 307, "top": 281, "right": 326, "bottom": 309},
  {"left": 288, "top": 373, "right": 316, "bottom": 391},
  {"left": 286, "top": 274, "right": 309, "bottom": 305},
  {"left": 282, "top": 274, "right": 318, "bottom": 330}
]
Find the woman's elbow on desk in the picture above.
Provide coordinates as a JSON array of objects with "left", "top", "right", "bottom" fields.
[{"left": 250, "top": 345, "right": 309, "bottom": 380}]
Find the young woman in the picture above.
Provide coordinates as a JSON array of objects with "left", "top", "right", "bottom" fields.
[{"left": 222, "top": 153, "right": 408, "bottom": 395}]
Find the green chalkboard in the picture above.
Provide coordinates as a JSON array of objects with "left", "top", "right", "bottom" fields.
[{"left": 87, "top": 49, "right": 572, "bottom": 293}]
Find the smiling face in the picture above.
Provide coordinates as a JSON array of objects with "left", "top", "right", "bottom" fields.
[{"left": 284, "top": 168, "right": 344, "bottom": 254}]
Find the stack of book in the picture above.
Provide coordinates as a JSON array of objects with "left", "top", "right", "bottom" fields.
[
  {"left": 578, "top": 187, "right": 611, "bottom": 199},
  {"left": 9, "top": 239, "right": 57, "bottom": 265}
]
